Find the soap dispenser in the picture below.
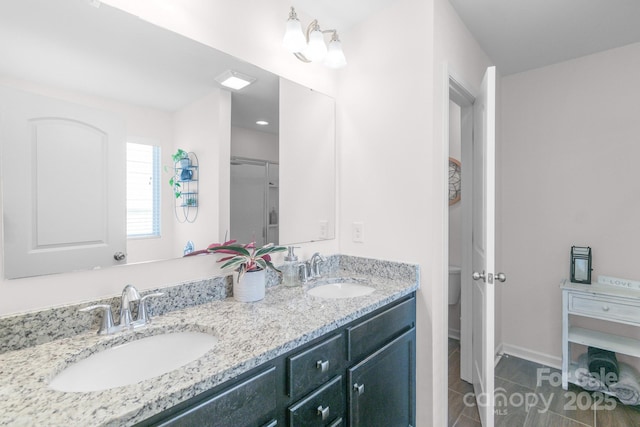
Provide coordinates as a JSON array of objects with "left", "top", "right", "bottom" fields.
[{"left": 282, "top": 246, "right": 300, "bottom": 287}]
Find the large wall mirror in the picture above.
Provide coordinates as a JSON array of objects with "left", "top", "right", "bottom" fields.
[{"left": 0, "top": 0, "right": 336, "bottom": 279}]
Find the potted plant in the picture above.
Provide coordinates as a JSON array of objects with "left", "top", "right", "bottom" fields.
[
  {"left": 168, "top": 148, "right": 190, "bottom": 198},
  {"left": 209, "top": 241, "right": 286, "bottom": 302},
  {"left": 172, "top": 148, "right": 191, "bottom": 168}
]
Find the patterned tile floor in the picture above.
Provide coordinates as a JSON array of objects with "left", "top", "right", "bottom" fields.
[{"left": 448, "top": 338, "right": 640, "bottom": 427}]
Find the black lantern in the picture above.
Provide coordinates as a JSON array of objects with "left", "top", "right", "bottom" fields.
[{"left": 570, "top": 246, "right": 592, "bottom": 284}]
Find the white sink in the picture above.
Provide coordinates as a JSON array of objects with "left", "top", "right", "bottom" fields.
[
  {"left": 307, "top": 282, "right": 375, "bottom": 299},
  {"left": 49, "top": 331, "right": 217, "bottom": 392}
]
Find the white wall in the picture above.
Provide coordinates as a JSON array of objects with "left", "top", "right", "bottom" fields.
[
  {"left": 337, "top": 0, "right": 492, "bottom": 424},
  {"left": 230, "top": 126, "right": 279, "bottom": 163},
  {"left": 172, "top": 90, "right": 229, "bottom": 255},
  {"left": 338, "top": 0, "right": 433, "bottom": 422},
  {"left": 500, "top": 41, "right": 640, "bottom": 367}
]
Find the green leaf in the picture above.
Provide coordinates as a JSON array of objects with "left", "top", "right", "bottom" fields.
[
  {"left": 264, "top": 259, "right": 282, "bottom": 274},
  {"left": 254, "top": 258, "right": 267, "bottom": 270},
  {"left": 220, "top": 256, "right": 248, "bottom": 270},
  {"left": 255, "top": 245, "right": 286, "bottom": 257}
]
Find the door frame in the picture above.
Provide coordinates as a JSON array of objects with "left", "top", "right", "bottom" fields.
[{"left": 445, "top": 66, "right": 476, "bottom": 381}]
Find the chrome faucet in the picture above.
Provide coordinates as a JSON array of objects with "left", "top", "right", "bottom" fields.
[
  {"left": 80, "top": 284, "right": 164, "bottom": 335},
  {"left": 309, "top": 252, "right": 326, "bottom": 279},
  {"left": 119, "top": 284, "right": 140, "bottom": 328}
]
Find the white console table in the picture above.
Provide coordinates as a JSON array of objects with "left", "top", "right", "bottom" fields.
[{"left": 561, "top": 280, "right": 640, "bottom": 390}]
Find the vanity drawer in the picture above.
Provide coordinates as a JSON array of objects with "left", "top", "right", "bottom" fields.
[
  {"left": 347, "top": 297, "right": 415, "bottom": 362},
  {"left": 569, "top": 293, "right": 640, "bottom": 325},
  {"left": 154, "top": 366, "right": 277, "bottom": 427},
  {"left": 288, "top": 334, "right": 344, "bottom": 398},
  {"left": 288, "top": 376, "right": 344, "bottom": 427}
]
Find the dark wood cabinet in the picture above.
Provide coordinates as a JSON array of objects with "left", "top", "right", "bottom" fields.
[
  {"left": 287, "top": 333, "right": 344, "bottom": 399},
  {"left": 153, "top": 366, "right": 277, "bottom": 427},
  {"left": 288, "top": 375, "right": 344, "bottom": 426},
  {"left": 348, "top": 328, "right": 416, "bottom": 427},
  {"left": 138, "top": 294, "right": 415, "bottom": 427}
]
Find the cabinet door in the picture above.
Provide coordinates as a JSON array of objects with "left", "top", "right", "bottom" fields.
[
  {"left": 348, "top": 328, "right": 415, "bottom": 427},
  {"left": 154, "top": 366, "right": 277, "bottom": 427}
]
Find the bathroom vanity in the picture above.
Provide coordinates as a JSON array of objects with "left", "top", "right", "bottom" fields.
[
  {"left": 0, "top": 255, "right": 418, "bottom": 426},
  {"left": 142, "top": 295, "right": 415, "bottom": 427}
]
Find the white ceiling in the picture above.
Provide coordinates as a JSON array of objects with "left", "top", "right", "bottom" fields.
[{"left": 449, "top": 0, "right": 640, "bottom": 75}]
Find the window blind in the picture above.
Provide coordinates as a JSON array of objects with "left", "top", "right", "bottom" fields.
[{"left": 126, "top": 142, "right": 160, "bottom": 238}]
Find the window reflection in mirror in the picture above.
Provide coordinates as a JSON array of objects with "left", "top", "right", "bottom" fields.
[{"left": 126, "top": 142, "right": 161, "bottom": 239}]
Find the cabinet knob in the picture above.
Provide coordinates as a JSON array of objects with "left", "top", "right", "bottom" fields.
[
  {"left": 353, "top": 383, "right": 365, "bottom": 395},
  {"left": 317, "top": 405, "right": 330, "bottom": 420},
  {"left": 316, "top": 360, "right": 329, "bottom": 373},
  {"left": 602, "top": 305, "right": 610, "bottom": 311}
]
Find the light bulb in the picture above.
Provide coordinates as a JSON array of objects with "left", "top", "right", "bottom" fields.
[
  {"left": 324, "top": 38, "right": 347, "bottom": 68},
  {"left": 283, "top": 18, "right": 306, "bottom": 53},
  {"left": 305, "top": 27, "right": 327, "bottom": 62}
]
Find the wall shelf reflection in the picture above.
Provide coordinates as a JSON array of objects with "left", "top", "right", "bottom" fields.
[{"left": 174, "top": 152, "right": 198, "bottom": 223}]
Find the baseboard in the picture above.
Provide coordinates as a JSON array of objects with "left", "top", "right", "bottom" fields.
[
  {"left": 448, "top": 328, "right": 460, "bottom": 340},
  {"left": 501, "top": 343, "right": 561, "bottom": 370},
  {"left": 494, "top": 341, "right": 504, "bottom": 367}
]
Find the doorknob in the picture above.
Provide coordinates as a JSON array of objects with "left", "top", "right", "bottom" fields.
[
  {"left": 472, "top": 271, "right": 486, "bottom": 282},
  {"left": 113, "top": 252, "right": 126, "bottom": 261},
  {"left": 496, "top": 272, "right": 507, "bottom": 283}
]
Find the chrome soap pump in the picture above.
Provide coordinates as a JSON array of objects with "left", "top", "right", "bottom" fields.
[{"left": 282, "top": 246, "right": 300, "bottom": 287}]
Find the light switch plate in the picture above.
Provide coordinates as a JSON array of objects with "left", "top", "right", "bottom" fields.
[
  {"left": 319, "top": 220, "right": 328, "bottom": 239},
  {"left": 352, "top": 222, "right": 364, "bottom": 243}
]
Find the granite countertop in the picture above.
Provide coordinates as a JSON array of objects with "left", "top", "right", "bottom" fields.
[{"left": 0, "top": 258, "right": 418, "bottom": 426}]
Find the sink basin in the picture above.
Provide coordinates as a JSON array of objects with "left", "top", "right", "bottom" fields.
[
  {"left": 307, "top": 282, "right": 375, "bottom": 299},
  {"left": 49, "top": 331, "right": 217, "bottom": 392}
]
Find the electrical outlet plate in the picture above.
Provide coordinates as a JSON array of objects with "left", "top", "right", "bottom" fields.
[{"left": 352, "top": 222, "right": 364, "bottom": 243}]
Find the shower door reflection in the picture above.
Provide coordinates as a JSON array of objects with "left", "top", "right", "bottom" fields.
[{"left": 230, "top": 159, "right": 279, "bottom": 247}]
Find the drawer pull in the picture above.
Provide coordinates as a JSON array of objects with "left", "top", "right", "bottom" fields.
[
  {"left": 602, "top": 305, "right": 610, "bottom": 311},
  {"left": 353, "top": 383, "right": 365, "bottom": 395},
  {"left": 316, "top": 360, "right": 329, "bottom": 372},
  {"left": 317, "top": 405, "right": 330, "bottom": 420}
]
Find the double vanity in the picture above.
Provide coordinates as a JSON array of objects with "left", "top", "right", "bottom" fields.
[{"left": 0, "top": 255, "right": 418, "bottom": 426}]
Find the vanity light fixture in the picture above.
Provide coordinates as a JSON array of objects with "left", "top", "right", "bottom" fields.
[
  {"left": 256, "top": 120, "right": 269, "bottom": 126},
  {"left": 282, "top": 6, "right": 347, "bottom": 69},
  {"left": 215, "top": 70, "right": 256, "bottom": 90}
]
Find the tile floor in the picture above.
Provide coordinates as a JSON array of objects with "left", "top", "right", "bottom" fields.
[{"left": 448, "top": 338, "right": 640, "bottom": 427}]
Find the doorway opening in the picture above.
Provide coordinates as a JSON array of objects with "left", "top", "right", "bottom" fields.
[{"left": 447, "top": 75, "right": 476, "bottom": 424}]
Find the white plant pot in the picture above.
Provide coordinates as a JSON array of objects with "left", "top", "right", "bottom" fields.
[{"left": 233, "top": 269, "right": 266, "bottom": 302}]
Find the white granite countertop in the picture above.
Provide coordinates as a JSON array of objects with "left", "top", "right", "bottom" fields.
[{"left": 0, "top": 272, "right": 418, "bottom": 426}]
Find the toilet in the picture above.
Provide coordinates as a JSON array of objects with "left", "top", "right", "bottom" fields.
[{"left": 449, "top": 265, "right": 461, "bottom": 305}]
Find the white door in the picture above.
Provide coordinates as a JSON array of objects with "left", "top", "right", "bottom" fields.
[
  {"left": 0, "top": 86, "right": 126, "bottom": 278},
  {"left": 471, "top": 66, "right": 497, "bottom": 427}
]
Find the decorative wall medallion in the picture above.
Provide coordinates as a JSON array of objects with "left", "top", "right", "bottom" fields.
[{"left": 449, "top": 157, "right": 461, "bottom": 205}]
